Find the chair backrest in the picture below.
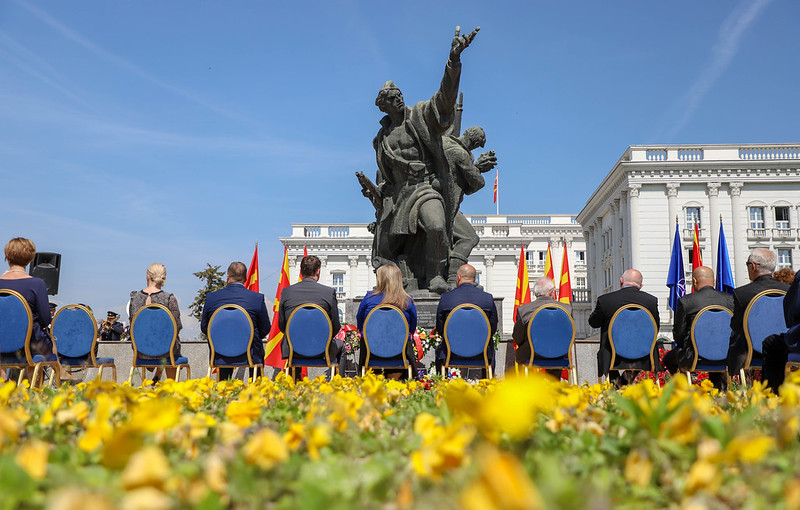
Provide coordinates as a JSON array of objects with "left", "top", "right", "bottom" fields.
[
  {"left": 608, "top": 304, "right": 658, "bottom": 362},
  {"left": 207, "top": 305, "right": 254, "bottom": 360},
  {"left": 363, "top": 305, "right": 409, "bottom": 359},
  {"left": 286, "top": 303, "right": 332, "bottom": 358},
  {"left": 130, "top": 304, "right": 177, "bottom": 359},
  {"left": 527, "top": 304, "right": 575, "bottom": 359},
  {"left": 443, "top": 304, "right": 491, "bottom": 358},
  {"left": 690, "top": 306, "right": 733, "bottom": 363},
  {"left": 52, "top": 305, "right": 97, "bottom": 358},
  {"left": 0, "top": 289, "right": 33, "bottom": 357},
  {"left": 744, "top": 290, "right": 787, "bottom": 355}
]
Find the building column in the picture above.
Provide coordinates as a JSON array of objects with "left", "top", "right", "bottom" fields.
[
  {"left": 627, "top": 184, "right": 642, "bottom": 269},
  {"left": 729, "top": 182, "right": 746, "bottom": 286},
  {"left": 590, "top": 219, "right": 602, "bottom": 303},
  {"left": 609, "top": 199, "right": 620, "bottom": 276},
  {"left": 295, "top": 256, "right": 303, "bottom": 282},
  {"left": 318, "top": 255, "right": 328, "bottom": 286},
  {"left": 619, "top": 190, "right": 629, "bottom": 269},
  {"left": 484, "top": 255, "right": 495, "bottom": 294},
  {"left": 666, "top": 183, "right": 680, "bottom": 235},
  {"left": 707, "top": 182, "right": 720, "bottom": 268},
  {"left": 348, "top": 255, "right": 360, "bottom": 297}
]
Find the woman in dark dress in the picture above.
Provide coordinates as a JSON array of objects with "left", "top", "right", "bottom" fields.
[
  {"left": 0, "top": 237, "right": 75, "bottom": 382},
  {"left": 128, "top": 262, "right": 183, "bottom": 381},
  {"left": 356, "top": 264, "right": 417, "bottom": 379}
]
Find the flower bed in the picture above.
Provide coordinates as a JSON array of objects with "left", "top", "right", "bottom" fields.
[{"left": 1, "top": 373, "right": 800, "bottom": 509}]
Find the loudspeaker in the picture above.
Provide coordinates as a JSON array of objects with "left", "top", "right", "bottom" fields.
[{"left": 29, "top": 252, "right": 61, "bottom": 295}]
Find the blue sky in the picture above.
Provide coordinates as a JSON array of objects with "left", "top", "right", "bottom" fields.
[{"left": 1, "top": 0, "right": 797, "bottom": 338}]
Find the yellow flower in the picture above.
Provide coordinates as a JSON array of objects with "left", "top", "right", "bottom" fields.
[
  {"left": 283, "top": 422, "right": 305, "bottom": 451},
  {"left": 306, "top": 423, "right": 331, "bottom": 460},
  {"left": 15, "top": 440, "right": 49, "bottom": 480},
  {"left": 119, "top": 487, "right": 173, "bottom": 510},
  {"left": 725, "top": 433, "right": 775, "bottom": 464},
  {"left": 685, "top": 459, "right": 722, "bottom": 495},
  {"left": 0, "top": 407, "right": 29, "bottom": 448},
  {"left": 46, "top": 487, "right": 114, "bottom": 510},
  {"left": 225, "top": 399, "right": 261, "bottom": 428},
  {"left": 478, "top": 374, "right": 556, "bottom": 440},
  {"left": 101, "top": 426, "right": 144, "bottom": 470},
  {"left": 204, "top": 454, "right": 228, "bottom": 494},
  {"left": 411, "top": 414, "right": 475, "bottom": 480},
  {"left": 460, "top": 446, "right": 542, "bottom": 510},
  {"left": 624, "top": 450, "right": 653, "bottom": 487},
  {"left": 242, "top": 427, "right": 289, "bottom": 470},
  {"left": 785, "top": 477, "right": 800, "bottom": 510},
  {"left": 56, "top": 401, "right": 90, "bottom": 425},
  {"left": 122, "top": 445, "right": 171, "bottom": 490},
  {"left": 129, "top": 397, "right": 181, "bottom": 433}
]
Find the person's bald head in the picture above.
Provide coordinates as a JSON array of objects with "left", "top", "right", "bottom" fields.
[
  {"left": 620, "top": 269, "right": 643, "bottom": 289},
  {"left": 692, "top": 266, "right": 715, "bottom": 290},
  {"left": 456, "top": 264, "right": 476, "bottom": 286}
]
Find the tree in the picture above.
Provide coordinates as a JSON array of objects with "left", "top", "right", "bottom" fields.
[{"left": 190, "top": 263, "right": 226, "bottom": 322}]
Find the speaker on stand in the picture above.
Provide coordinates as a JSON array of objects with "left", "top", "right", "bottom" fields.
[{"left": 29, "top": 252, "right": 61, "bottom": 295}]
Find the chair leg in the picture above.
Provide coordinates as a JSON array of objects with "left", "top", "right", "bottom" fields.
[
  {"left": 524, "top": 366, "right": 528, "bottom": 377},
  {"left": 686, "top": 372, "right": 692, "bottom": 385},
  {"left": 48, "top": 363, "right": 58, "bottom": 387},
  {"left": 488, "top": 366, "right": 493, "bottom": 379},
  {"left": 739, "top": 368, "right": 747, "bottom": 386}
]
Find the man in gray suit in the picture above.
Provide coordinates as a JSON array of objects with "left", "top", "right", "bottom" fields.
[
  {"left": 278, "top": 255, "right": 343, "bottom": 374},
  {"left": 512, "top": 277, "right": 572, "bottom": 378}
]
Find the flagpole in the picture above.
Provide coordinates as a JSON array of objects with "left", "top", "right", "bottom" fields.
[{"left": 495, "top": 169, "right": 499, "bottom": 215}]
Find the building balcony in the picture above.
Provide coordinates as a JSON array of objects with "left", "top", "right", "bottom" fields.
[
  {"left": 572, "top": 289, "right": 590, "bottom": 303},
  {"left": 682, "top": 228, "right": 707, "bottom": 241},
  {"left": 336, "top": 291, "right": 347, "bottom": 300},
  {"left": 747, "top": 228, "right": 770, "bottom": 241},
  {"left": 772, "top": 227, "right": 795, "bottom": 240}
]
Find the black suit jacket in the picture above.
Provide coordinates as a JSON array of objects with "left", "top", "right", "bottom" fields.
[
  {"left": 672, "top": 285, "right": 734, "bottom": 369},
  {"left": 201, "top": 283, "right": 269, "bottom": 363},
  {"left": 784, "top": 271, "right": 800, "bottom": 351},
  {"left": 277, "top": 278, "right": 341, "bottom": 358},
  {"left": 435, "top": 283, "right": 498, "bottom": 336},
  {"left": 513, "top": 296, "right": 573, "bottom": 363},
  {"left": 588, "top": 285, "right": 660, "bottom": 376},
  {"left": 727, "top": 275, "right": 790, "bottom": 373}
]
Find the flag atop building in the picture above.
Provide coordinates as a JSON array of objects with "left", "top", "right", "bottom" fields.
[
  {"left": 513, "top": 244, "right": 531, "bottom": 325},
  {"left": 544, "top": 243, "right": 554, "bottom": 281},
  {"left": 667, "top": 219, "right": 686, "bottom": 312},
  {"left": 265, "top": 246, "right": 291, "bottom": 368},
  {"left": 715, "top": 217, "right": 735, "bottom": 294},
  {"left": 245, "top": 243, "right": 259, "bottom": 292},
  {"left": 493, "top": 170, "right": 498, "bottom": 203},
  {"left": 558, "top": 243, "right": 572, "bottom": 304}
]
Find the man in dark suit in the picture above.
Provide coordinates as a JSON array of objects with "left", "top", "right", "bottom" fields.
[
  {"left": 662, "top": 266, "right": 733, "bottom": 388},
  {"left": 589, "top": 268, "right": 660, "bottom": 385},
  {"left": 201, "top": 261, "right": 270, "bottom": 380},
  {"left": 278, "top": 255, "right": 343, "bottom": 375},
  {"left": 762, "top": 269, "right": 800, "bottom": 393},
  {"left": 435, "top": 264, "right": 498, "bottom": 374},
  {"left": 512, "top": 277, "right": 573, "bottom": 378},
  {"left": 727, "top": 248, "right": 790, "bottom": 377}
]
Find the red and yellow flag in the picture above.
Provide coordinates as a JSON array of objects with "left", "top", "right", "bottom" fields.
[
  {"left": 544, "top": 243, "right": 554, "bottom": 281},
  {"left": 513, "top": 245, "right": 531, "bottom": 326},
  {"left": 691, "top": 223, "right": 703, "bottom": 292},
  {"left": 298, "top": 245, "right": 307, "bottom": 282},
  {"left": 493, "top": 170, "right": 498, "bottom": 203},
  {"left": 558, "top": 243, "right": 572, "bottom": 304},
  {"left": 245, "top": 243, "right": 259, "bottom": 292},
  {"left": 265, "top": 246, "right": 291, "bottom": 368}
]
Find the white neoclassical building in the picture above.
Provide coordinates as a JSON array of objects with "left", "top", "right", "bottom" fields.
[
  {"left": 577, "top": 143, "right": 800, "bottom": 331},
  {"left": 280, "top": 214, "right": 589, "bottom": 338}
]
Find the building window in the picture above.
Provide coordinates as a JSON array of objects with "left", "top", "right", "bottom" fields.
[
  {"left": 575, "top": 276, "right": 586, "bottom": 289},
  {"left": 775, "top": 206, "right": 791, "bottom": 229},
  {"left": 749, "top": 207, "right": 765, "bottom": 229},
  {"left": 685, "top": 207, "right": 701, "bottom": 230},
  {"left": 475, "top": 272, "right": 481, "bottom": 287},
  {"left": 575, "top": 251, "right": 586, "bottom": 264},
  {"left": 332, "top": 273, "right": 344, "bottom": 296},
  {"left": 778, "top": 249, "right": 793, "bottom": 269}
]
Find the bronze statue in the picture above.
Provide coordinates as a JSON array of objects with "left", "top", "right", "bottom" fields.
[{"left": 358, "top": 27, "right": 491, "bottom": 295}]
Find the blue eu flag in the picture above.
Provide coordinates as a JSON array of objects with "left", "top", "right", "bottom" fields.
[{"left": 666, "top": 222, "right": 686, "bottom": 312}]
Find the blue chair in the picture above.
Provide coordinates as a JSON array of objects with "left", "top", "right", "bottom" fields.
[
  {"left": 518, "top": 304, "right": 576, "bottom": 383},
  {"left": 52, "top": 304, "right": 116, "bottom": 381},
  {"left": 0, "top": 289, "right": 60, "bottom": 386},
  {"left": 685, "top": 306, "right": 732, "bottom": 384},
  {"left": 442, "top": 304, "right": 493, "bottom": 379},
  {"left": 742, "top": 289, "right": 787, "bottom": 384},
  {"left": 606, "top": 304, "right": 658, "bottom": 383},
  {"left": 284, "top": 303, "right": 335, "bottom": 378},
  {"left": 786, "top": 351, "right": 800, "bottom": 379},
  {"left": 361, "top": 304, "right": 411, "bottom": 378},
  {"left": 128, "top": 303, "right": 190, "bottom": 383},
  {"left": 207, "top": 304, "right": 262, "bottom": 382}
]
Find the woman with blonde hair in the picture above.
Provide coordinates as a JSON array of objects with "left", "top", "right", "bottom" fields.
[
  {"left": 355, "top": 264, "right": 417, "bottom": 378},
  {"left": 128, "top": 262, "right": 182, "bottom": 380}
]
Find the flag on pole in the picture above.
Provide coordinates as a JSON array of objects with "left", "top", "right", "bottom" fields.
[
  {"left": 692, "top": 223, "right": 703, "bottom": 270},
  {"left": 544, "top": 243, "right": 554, "bottom": 281},
  {"left": 715, "top": 217, "right": 735, "bottom": 294},
  {"left": 666, "top": 219, "right": 686, "bottom": 312},
  {"left": 558, "top": 243, "right": 572, "bottom": 304},
  {"left": 298, "top": 245, "right": 307, "bottom": 282},
  {"left": 493, "top": 170, "right": 498, "bottom": 204},
  {"left": 265, "top": 246, "right": 291, "bottom": 368},
  {"left": 245, "top": 243, "right": 259, "bottom": 292},
  {"left": 513, "top": 245, "right": 532, "bottom": 327}
]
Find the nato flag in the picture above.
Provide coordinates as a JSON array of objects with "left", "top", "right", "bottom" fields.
[
  {"left": 716, "top": 219, "right": 735, "bottom": 294},
  {"left": 666, "top": 222, "right": 686, "bottom": 312}
]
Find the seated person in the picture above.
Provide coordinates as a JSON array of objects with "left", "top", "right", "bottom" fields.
[
  {"left": 512, "top": 277, "right": 572, "bottom": 378},
  {"left": 356, "top": 264, "right": 417, "bottom": 379},
  {"left": 435, "top": 264, "right": 498, "bottom": 376},
  {"left": 662, "top": 266, "right": 733, "bottom": 389},
  {"left": 201, "top": 262, "right": 269, "bottom": 380},
  {"left": 762, "top": 268, "right": 800, "bottom": 393}
]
